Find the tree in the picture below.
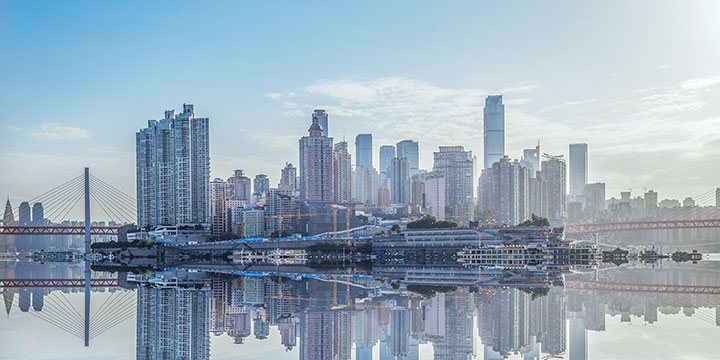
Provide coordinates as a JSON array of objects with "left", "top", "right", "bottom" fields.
[
  {"left": 406, "top": 215, "right": 457, "bottom": 229},
  {"left": 390, "top": 223, "right": 401, "bottom": 233},
  {"left": 518, "top": 214, "right": 550, "bottom": 227}
]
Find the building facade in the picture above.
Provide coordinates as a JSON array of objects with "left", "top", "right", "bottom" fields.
[
  {"left": 391, "top": 157, "right": 411, "bottom": 205},
  {"left": 379, "top": 145, "right": 396, "bottom": 187},
  {"left": 354, "top": 165, "right": 379, "bottom": 205},
  {"left": 542, "top": 155, "right": 567, "bottom": 222},
  {"left": 396, "top": 140, "right": 419, "bottom": 177}
]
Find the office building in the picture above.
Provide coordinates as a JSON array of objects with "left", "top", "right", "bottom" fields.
[
  {"left": 391, "top": 158, "right": 411, "bottom": 205},
  {"left": 299, "top": 112, "right": 334, "bottom": 203},
  {"left": 136, "top": 104, "right": 210, "bottom": 227},
  {"left": 333, "top": 141, "right": 353, "bottom": 203},
  {"left": 32, "top": 202, "right": 44, "bottom": 249},
  {"left": 355, "top": 134, "right": 373, "bottom": 167},
  {"left": 379, "top": 145, "right": 396, "bottom": 187},
  {"left": 312, "top": 109, "right": 329, "bottom": 137},
  {"left": 542, "top": 155, "right": 567, "bottom": 222},
  {"left": 354, "top": 165, "right": 379, "bottom": 205},
  {"left": 484, "top": 95, "right": 505, "bottom": 169},
  {"left": 18, "top": 202, "right": 30, "bottom": 225},
  {"left": 396, "top": 140, "right": 419, "bottom": 177},
  {"left": 569, "top": 143, "right": 588, "bottom": 197},
  {"left": 378, "top": 185, "right": 390, "bottom": 207},
  {"left": 433, "top": 146, "right": 476, "bottom": 216}
]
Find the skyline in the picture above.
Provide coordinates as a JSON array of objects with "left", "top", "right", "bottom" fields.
[{"left": 2, "top": 1, "right": 720, "bottom": 209}]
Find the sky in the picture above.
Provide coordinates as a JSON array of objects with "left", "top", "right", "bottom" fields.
[{"left": 1, "top": 0, "right": 720, "bottom": 221}]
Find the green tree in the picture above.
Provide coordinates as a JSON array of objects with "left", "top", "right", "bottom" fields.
[{"left": 518, "top": 214, "right": 550, "bottom": 227}]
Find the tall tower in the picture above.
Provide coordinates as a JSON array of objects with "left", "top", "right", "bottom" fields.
[
  {"left": 569, "top": 143, "right": 588, "bottom": 197},
  {"left": 542, "top": 155, "right": 567, "bottom": 222},
  {"left": 312, "top": 109, "right": 329, "bottom": 137},
  {"left": 433, "top": 146, "right": 476, "bottom": 217},
  {"left": 299, "top": 112, "right": 334, "bottom": 203},
  {"left": 484, "top": 95, "right": 505, "bottom": 169},
  {"left": 355, "top": 134, "right": 373, "bottom": 167},
  {"left": 2, "top": 199, "right": 15, "bottom": 252}
]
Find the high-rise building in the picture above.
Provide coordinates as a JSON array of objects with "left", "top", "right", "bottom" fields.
[
  {"left": 379, "top": 145, "right": 396, "bottom": 187},
  {"left": 136, "top": 278, "right": 210, "bottom": 360},
  {"left": 396, "top": 140, "right": 419, "bottom": 177},
  {"left": 279, "top": 163, "right": 298, "bottom": 192},
  {"left": 210, "top": 178, "right": 226, "bottom": 235},
  {"left": 483, "top": 95, "right": 505, "bottom": 169},
  {"left": 355, "top": 134, "right": 373, "bottom": 168},
  {"left": 391, "top": 158, "right": 411, "bottom": 205},
  {"left": 333, "top": 141, "right": 353, "bottom": 203},
  {"left": 410, "top": 175, "right": 425, "bottom": 208},
  {"left": 354, "top": 165, "right": 379, "bottom": 205},
  {"left": 583, "top": 183, "right": 606, "bottom": 218},
  {"left": 425, "top": 175, "right": 446, "bottom": 219},
  {"left": 299, "top": 112, "right": 334, "bottom": 203},
  {"left": 569, "top": 143, "right": 588, "bottom": 197},
  {"left": 433, "top": 146, "right": 476, "bottom": 216},
  {"left": 312, "top": 109, "right": 329, "bottom": 137},
  {"left": 32, "top": 202, "right": 44, "bottom": 249},
  {"left": 253, "top": 174, "right": 270, "bottom": 198},
  {"left": 477, "top": 156, "right": 531, "bottom": 225},
  {"left": 136, "top": 104, "right": 210, "bottom": 227},
  {"left": 542, "top": 155, "right": 567, "bottom": 222},
  {"left": 522, "top": 142, "right": 540, "bottom": 176},
  {"left": 18, "top": 202, "right": 30, "bottom": 225},
  {"left": 265, "top": 188, "right": 299, "bottom": 236},
  {"left": 227, "top": 170, "right": 252, "bottom": 201},
  {"left": 378, "top": 185, "right": 390, "bottom": 207}
]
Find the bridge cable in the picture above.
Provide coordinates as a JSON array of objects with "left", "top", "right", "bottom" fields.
[
  {"left": 90, "top": 292, "right": 136, "bottom": 332},
  {"left": 91, "top": 183, "right": 137, "bottom": 222},
  {"left": 90, "top": 295, "right": 137, "bottom": 337},
  {"left": 37, "top": 180, "right": 84, "bottom": 222},
  {"left": 90, "top": 176, "right": 138, "bottom": 213},
  {"left": 13, "top": 297, "right": 84, "bottom": 339},
  {"left": 90, "top": 187, "right": 129, "bottom": 224},
  {"left": 89, "top": 290, "right": 133, "bottom": 328}
]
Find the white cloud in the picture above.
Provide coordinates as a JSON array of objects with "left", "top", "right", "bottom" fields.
[
  {"left": 680, "top": 76, "right": 720, "bottom": 90},
  {"left": 29, "top": 123, "right": 90, "bottom": 140}
]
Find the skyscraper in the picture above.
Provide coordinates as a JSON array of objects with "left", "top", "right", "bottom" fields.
[
  {"left": 333, "top": 141, "right": 353, "bottom": 203},
  {"left": 2, "top": 199, "right": 15, "bottom": 252},
  {"left": 391, "top": 157, "right": 411, "bottom": 205},
  {"left": 379, "top": 145, "right": 396, "bottom": 187},
  {"left": 355, "top": 134, "right": 373, "bottom": 167},
  {"left": 583, "top": 183, "right": 606, "bottom": 218},
  {"left": 484, "top": 95, "right": 505, "bottom": 169},
  {"left": 32, "top": 202, "right": 44, "bottom": 249},
  {"left": 312, "top": 109, "right": 329, "bottom": 137},
  {"left": 136, "top": 104, "right": 210, "bottom": 228},
  {"left": 477, "top": 156, "right": 531, "bottom": 225},
  {"left": 522, "top": 142, "right": 540, "bottom": 176},
  {"left": 425, "top": 175, "right": 446, "bottom": 219},
  {"left": 354, "top": 165, "right": 379, "bottom": 205},
  {"left": 210, "top": 178, "right": 226, "bottom": 234},
  {"left": 18, "top": 202, "right": 30, "bottom": 225},
  {"left": 227, "top": 170, "right": 252, "bottom": 201},
  {"left": 299, "top": 113, "right": 333, "bottom": 202},
  {"left": 569, "top": 143, "right": 588, "bottom": 197},
  {"left": 279, "top": 163, "right": 298, "bottom": 192},
  {"left": 396, "top": 140, "right": 419, "bottom": 177},
  {"left": 433, "top": 146, "right": 476, "bottom": 216},
  {"left": 253, "top": 174, "right": 270, "bottom": 198},
  {"left": 542, "top": 155, "right": 567, "bottom": 222}
]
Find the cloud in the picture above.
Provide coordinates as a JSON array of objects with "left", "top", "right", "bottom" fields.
[
  {"left": 680, "top": 76, "right": 720, "bottom": 90},
  {"left": 29, "top": 123, "right": 90, "bottom": 140}
]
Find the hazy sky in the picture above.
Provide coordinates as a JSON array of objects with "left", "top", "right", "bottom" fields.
[{"left": 1, "top": 1, "right": 719, "bottom": 221}]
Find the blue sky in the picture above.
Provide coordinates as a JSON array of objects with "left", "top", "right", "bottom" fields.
[{"left": 1, "top": 1, "right": 720, "bottom": 220}]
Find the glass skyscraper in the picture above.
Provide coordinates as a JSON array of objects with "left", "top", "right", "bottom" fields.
[
  {"left": 569, "top": 143, "right": 588, "bottom": 197},
  {"left": 379, "top": 145, "right": 395, "bottom": 186},
  {"left": 396, "top": 140, "right": 419, "bottom": 177},
  {"left": 355, "top": 134, "right": 373, "bottom": 167},
  {"left": 312, "top": 109, "right": 329, "bottom": 137},
  {"left": 483, "top": 95, "right": 505, "bottom": 169}
]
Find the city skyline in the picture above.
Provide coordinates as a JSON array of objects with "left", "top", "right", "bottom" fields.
[{"left": 2, "top": 1, "right": 720, "bottom": 210}]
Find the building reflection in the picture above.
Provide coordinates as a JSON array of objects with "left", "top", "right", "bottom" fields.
[{"left": 124, "top": 264, "right": 720, "bottom": 360}]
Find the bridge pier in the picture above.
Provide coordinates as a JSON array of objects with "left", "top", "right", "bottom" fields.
[{"left": 84, "top": 167, "right": 91, "bottom": 347}]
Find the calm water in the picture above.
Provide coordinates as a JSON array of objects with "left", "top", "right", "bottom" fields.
[{"left": 1, "top": 258, "right": 719, "bottom": 359}]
